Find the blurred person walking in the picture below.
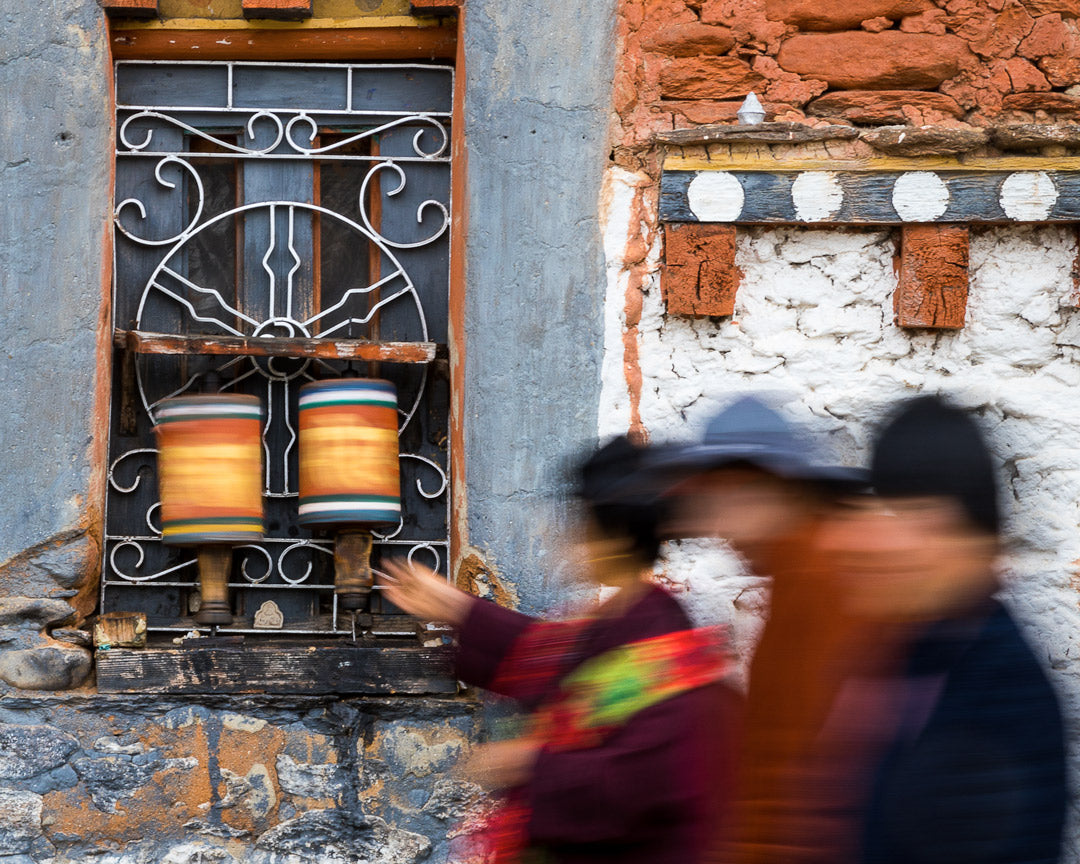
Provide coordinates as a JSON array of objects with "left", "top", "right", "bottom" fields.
[
  {"left": 656, "top": 396, "right": 877, "bottom": 864},
  {"left": 383, "top": 435, "right": 739, "bottom": 864},
  {"left": 812, "top": 396, "right": 1068, "bottom": 864}
]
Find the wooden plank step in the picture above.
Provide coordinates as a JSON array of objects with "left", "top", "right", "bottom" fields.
[
  {"left": 96, "top": 641, "right": 457, "bottom": 695},
  {"left": 115, "top": 330, "right": 439, "bottom": 364}
]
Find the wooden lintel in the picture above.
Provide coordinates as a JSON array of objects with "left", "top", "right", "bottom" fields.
[
  {"left": 410, "top": 0, "right": 461, "bottom": 14},
  {"left": 110, "top": 26, "right": 457, "bottom": 61},
  {"left": 242, "top": 0, "right": 313, "bottom": 20},
  {"left": 655, "top": 123, "right": 857, "bottom": 147},
  {"left": 115, "top": 330, "right": 438, "bottom": 364},
  {"left": 95, "top": 642, "right": 456, "bottom": 695},
  {"left": 99, "top": 0, "right": 158, "bottom": 17}
]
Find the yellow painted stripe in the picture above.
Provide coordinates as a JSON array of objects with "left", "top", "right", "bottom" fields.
[
  {"left": 663, "top": 155, "right": 1080, "bottom": 173},
  {"left": 112, "top": 15, "right": 443, "bottom": 30}
]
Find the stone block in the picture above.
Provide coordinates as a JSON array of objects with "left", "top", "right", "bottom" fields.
[
  {"left": 776, "top": 32, "right": 973, "bottom": 89},
  {"left": 895, "top": 225, "right": 970, "bottom": 329},
  {"left": 1020, "top": 0, "right": 1080, "bottom": 15},
  {"left": 255, "top": 810, "right": 431, "bottom": 863},
  {"left": 241, "top": 0, "right": 312, "bottom": 19},
  {"left": 862, "top": 125, "right": 988, "bottom": 155},
  {"left": 807, "top": 90, "right": 963, "bottom": 124},
  {"left": 662, "top": 224, "right": 741, "bottom": 318},
  {"left": 0, "top": 789, "right": 42, "bottom": 855},
  {"left": 643, "top": 23, "right": 736, "bottom": 57},
  {"left": 659, "top": 57, "right": 766, "bottom": 101},
  {"left": 0, "top": 531, "right": 99, "bottom": 597},
  {"left": 1003, "top": 91, "right": 1080, "bottom": 117},
  {"left": 98, "top": 0, "right": 157, "bottom": 16},
  {"left": 0, "top": 644, "right": 91, "bottom": 691},
  {"left": 0, "top": 724, "right": 78, "bottom": 780},
  {"left": 765, "top": 0, "right": 933, "bottom": 29},
  {"left": 0, "top": 598, "right": 74, "bottom": 629}
]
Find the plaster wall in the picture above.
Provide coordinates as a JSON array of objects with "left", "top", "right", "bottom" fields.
[
  {"left": 461, "top": 0, "right": 618, "bottom": 613},
  {"left": 0, "top": 1, "right": 111, "bottom": 568},
  {"left": 599, "top": 164, "right": 1080, "bottom": 840}
]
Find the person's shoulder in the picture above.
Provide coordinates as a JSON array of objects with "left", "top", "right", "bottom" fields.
[{"left": 631, "top": 584, "right": 694, "bottom": 635}]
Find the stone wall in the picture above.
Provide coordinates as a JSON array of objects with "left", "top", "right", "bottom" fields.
[{"left": 0, "top": 695, "right": 481, "bottom": 863}]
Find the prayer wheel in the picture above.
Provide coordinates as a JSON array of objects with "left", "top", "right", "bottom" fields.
[
  {"left": 298, "top": 378, "right": 401, "bottom": 610},
  {"left": 155, "top": 394, "right": 264, "bottom": 626}
]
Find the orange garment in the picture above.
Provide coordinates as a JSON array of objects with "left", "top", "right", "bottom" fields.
[{"left": 716, "top": 520, "right": 897, "bottom": 864}]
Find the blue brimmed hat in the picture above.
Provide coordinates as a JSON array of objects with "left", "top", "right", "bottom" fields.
[{"left": 653, "top": 395, "right": 867, "bottom": 488}]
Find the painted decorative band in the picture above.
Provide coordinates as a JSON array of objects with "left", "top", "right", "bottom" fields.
[{"left": 660, "top": 170, "right": 1077, "bottom": 224}]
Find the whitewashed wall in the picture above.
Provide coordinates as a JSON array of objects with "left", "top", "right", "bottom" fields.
[{"left": 600, "top": 166, "right": 1080, "bottom": 834}]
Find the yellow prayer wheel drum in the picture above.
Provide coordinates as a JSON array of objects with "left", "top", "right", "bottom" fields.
[
  {"left": 297, "top": 379, "right": 401, "bottom": 527},
  {"left": 154, "top": 395, "right": 264, "bottom": 546}
]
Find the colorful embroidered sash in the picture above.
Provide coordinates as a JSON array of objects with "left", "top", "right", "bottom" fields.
[{"left": 457, "top": 623, "right": 727, "bottom": 864}]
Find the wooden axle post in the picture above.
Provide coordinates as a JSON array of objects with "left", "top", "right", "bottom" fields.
[
  {"left": 195, "top": 546, "right": 234, "bottom": 626},
  {"left": 334, "top": 530, "right": 375, "bottom": 612}
]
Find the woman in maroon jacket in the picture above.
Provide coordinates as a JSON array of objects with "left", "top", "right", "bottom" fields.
[{"left": 384, "top": 436, "right": 738, "bottom": 864}]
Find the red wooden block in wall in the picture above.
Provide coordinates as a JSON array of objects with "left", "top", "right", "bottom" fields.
[
  {"left": 242, "top": 0, "right": 313, "bottom": 20},
  {"left": 895, "top": 225, "right": 970, "bottom": 329},
  {"left": 661, "top": 223, "right": 741, "bottom": 317},
  {"left": 99, "top": 0, "right": 158, "bottom": 17},
  {"left": 410, "top": 0, "right": 462, "bottom": 14}
]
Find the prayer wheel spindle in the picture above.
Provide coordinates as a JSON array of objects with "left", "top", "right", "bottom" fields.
[
  {"left": 298, "top": 379, "right": 401, "bottom": 611},
  {"left": 155, "top": 395, "right": 265, "bottom": 627}
]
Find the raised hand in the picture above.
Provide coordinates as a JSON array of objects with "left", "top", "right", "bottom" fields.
[{"left": 381, "top": 557, "right": 475, "bottom": 627}]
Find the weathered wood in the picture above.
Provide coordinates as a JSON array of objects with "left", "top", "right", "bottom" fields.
[
  {"left": 241, "top": 0, "right": 312, "bottom": 19},
  {"left": 93, "top": 612, "right": 148, "bottom": 649},
  {"left": 654, "top": 122, "right": 858, "bottom": 147},
  {"left": 115, "top": 330, "right": 438, "bottom": 364},
  {"left": 96, "top": 642, "right": 457, "bottom": 694},
  {"left": 895, "top": 225, "right": 969, "bottom": 329},
  {"left": 661, "top": 224, "right": 740, "bottom": 317},
  {"left": 861, "top": 125, "right": 989, "bottom": 157},
  {"left": 992, "top": 124, "right": 1080, "bottom": 152},
  {"left": 664, "top": 155, "right": 1080, "bottom": 173},
  {"left": 110, "top": 27, "right": 457, "bottom": 62},
  {"left": 661, "top": 168, "right": 1080, "bottom": 224},
  {"left": 410, "top": 0, "right": 461, "bottom": 13},
  {"left": 99, "top": 0, "right": 157, "bottom": 17}
]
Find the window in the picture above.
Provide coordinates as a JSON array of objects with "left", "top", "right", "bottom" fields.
[{"left": 105, "top": 61, "right": 453, "bottom": 638}]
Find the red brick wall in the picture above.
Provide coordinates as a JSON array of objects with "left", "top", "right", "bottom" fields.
[{"left": 613, "top": 0, "right": 1080, "bottom": 165}]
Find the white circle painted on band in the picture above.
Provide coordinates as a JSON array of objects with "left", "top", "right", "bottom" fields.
[
  {"left": 1000, "top": 171, "right": 1058, "bottom": 221},
  {"left": 687, "top": 172, "right": 745, "bottom": 222},
  {"left": 892, "top": 171, "right": 950, "bottom": 221},
  {"left": 791, "top": 172, "right": 844, "bottom": 222}
]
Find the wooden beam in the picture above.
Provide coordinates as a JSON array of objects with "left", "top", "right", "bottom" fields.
[
  {"left": 661, "top": 168, "right": 1080, "bottom": 224},
  {"left": 661, "top": 223, "right": 741, "bottom": 317},
  {"left": 411, "top": 0, "right": 461, "bottom": 14},
  {"left": 895, "top": 225, "right": 969, "bottom": 329},
  {"left": 99, "top": 0, "right": 157, "bottom": 17},
  {"left": 110, "top": 26, "right": 457, "bottom": 61},
  {"left": 95, "top": 642, "right": 456, "bottom": 695},
  {"left": 655, "top": 123, "right": 857, "bottom": 147},
  {"left": 242, "top": 0, "right": 313, "bottom": 20},
  {"left": 115, "top": 330, "right": 439, "bottom": 364}
]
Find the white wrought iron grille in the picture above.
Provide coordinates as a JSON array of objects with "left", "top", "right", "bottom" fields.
[{"left": 105, "top": 61, "right": 453, "bottom": 637}]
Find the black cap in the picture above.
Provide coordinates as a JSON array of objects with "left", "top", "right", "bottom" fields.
[{"left": 871, "top": 396, "right": 1000, "bottom": 536}]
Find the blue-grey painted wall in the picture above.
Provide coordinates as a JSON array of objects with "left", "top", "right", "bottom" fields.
[
  {"left": 0, "top": 2, "right": 111, "bottom": 566},
  {"left": 462, "top": 1, "right": 617, "bottom": 614}
]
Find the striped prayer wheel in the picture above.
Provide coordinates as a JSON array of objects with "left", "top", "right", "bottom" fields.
[
  {"left": 298, "top": 378, "right": 401, "bottom": 610},
  {"left": 155, "top": 394, "right": 264, "bottom": 626}
]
